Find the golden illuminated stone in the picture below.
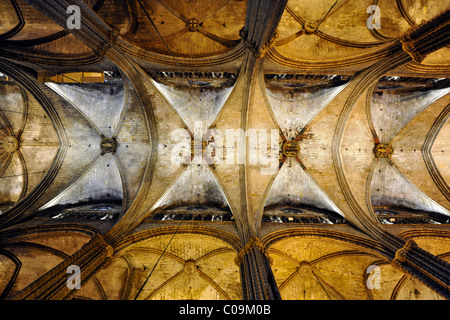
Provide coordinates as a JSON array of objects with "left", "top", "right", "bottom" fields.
[
  {"left": 304, "top": 20, "right": 318, "bottom": 34},
  {"left": 183, "top": 259, "right": 197, "bottom": 275},
  {"left": 297, "top": 261, "right": 313, "bottom": 275}
]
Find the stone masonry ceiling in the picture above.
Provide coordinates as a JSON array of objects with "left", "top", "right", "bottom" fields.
[{"left": 0, "top": 0, "right": 449, "bottom": 302}]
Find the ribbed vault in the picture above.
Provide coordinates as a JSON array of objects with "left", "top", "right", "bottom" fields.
[{"left": 0, "top": 0, "right": 449, "bottom": 301}]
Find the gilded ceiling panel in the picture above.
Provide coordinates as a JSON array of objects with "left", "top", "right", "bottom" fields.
[
  {"left": 267, "top": 235, "right": 446, "bottom": 300},
  {"left": 118, "top": 0, "right": 247, "bottom": 58},
  {"left": 90, "top": 233, "right": 242, "bottom": 300},
  {"left": 268, "top": 0, "right": 450, "bottom": 72}
]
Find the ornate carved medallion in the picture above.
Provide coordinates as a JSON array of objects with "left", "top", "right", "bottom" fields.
[
  {"left": 187, "top": 18, "right": 199, "bottom": 32},
  {"left": 374, "top": 143, "right": 393, "bottom": 158},
  {"left": 183, "top": 260, "right": 197, "bottom": 275},
  {"left": 282, "top": 140, "right": 300, "bottom": 158},
  {"left": 100, "top": 137, "right": 117, "bottom": 155},
  {"left": 304, "top": 20, "right": 318, "bottom": 34},
  {"left": 2, "top": 136, "right": 20, "bottom": 153}
]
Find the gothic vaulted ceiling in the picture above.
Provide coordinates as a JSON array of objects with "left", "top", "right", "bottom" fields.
[{"left": 0, "top": 0, "right": 449, "bottom": 301}]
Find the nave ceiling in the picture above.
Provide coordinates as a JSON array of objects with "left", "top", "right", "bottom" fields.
[{"left": 0, "top": 0, "right": 449, "bottom": 300}]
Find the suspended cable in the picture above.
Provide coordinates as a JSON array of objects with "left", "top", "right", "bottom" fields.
[
  {"left": 0, "top": 108, "right": 47, "bottom": 118},
  {"left": 316, "top": 0, "right": 340, "bottom": 30},
  {"left": 135, "top": 0, "right": 202, "bottom": 101},
  {"left": 0, "top": 170, "right": 46, "bottom": 179},
  {"left": 311, "top": 269, "right": 332, "bottom": 300},
  {"left": 134, "top": 217, "right": 184, "bottom": 300}
]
